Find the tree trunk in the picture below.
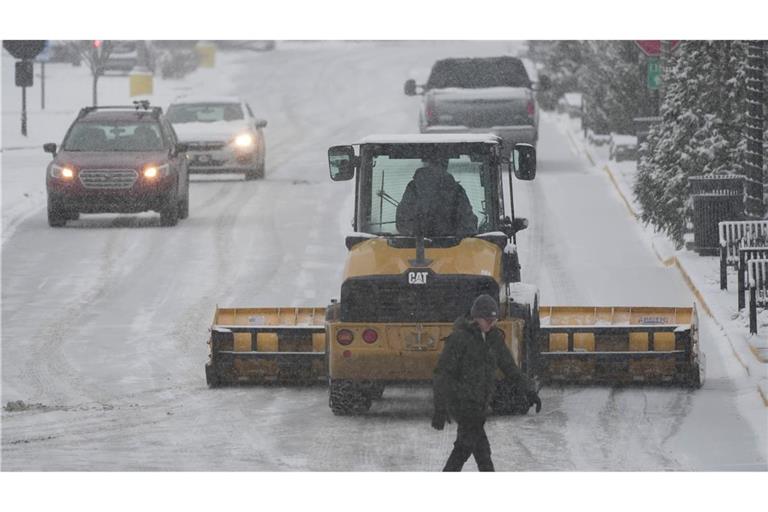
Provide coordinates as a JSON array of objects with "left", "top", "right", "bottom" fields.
[
  {"left": 92, "top": 74, "right": 98, "bottom": 107},
  {"left": 744, "top": 41, "right": 765, "bottom": 219}
]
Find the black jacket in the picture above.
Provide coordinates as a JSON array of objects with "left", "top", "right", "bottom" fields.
[
  {"left": 395, "top": 166, "right": 477, "bottom": 237},
  {"left": 433, "top": 315, "right": 530, "bottom": 417}
]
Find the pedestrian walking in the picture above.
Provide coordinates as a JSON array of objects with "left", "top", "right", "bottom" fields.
[{"left": 432, "top": 293, "right": 541, "bottom": 471}]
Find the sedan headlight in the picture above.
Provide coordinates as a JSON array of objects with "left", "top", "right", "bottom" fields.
[
  {"left": 50, "top": 164, "right": 75, "bottom": 180},
  {"left": 233, "top": 133, "right": 255, "bottom": 148},
  {"left": 143, "top": 163, "right": 170, "bottom": 179}
]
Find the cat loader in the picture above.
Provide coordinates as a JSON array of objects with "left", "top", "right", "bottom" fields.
[{"left": 205, "top": 134, "right": 703, "bottom": 414}]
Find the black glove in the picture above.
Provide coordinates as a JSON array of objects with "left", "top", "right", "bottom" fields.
[
  {"left": 526, "top": 390, "right": 542, "bottom": 413},
  {"left": 431, "top": 411, "right": 451, "bottom": 430}
]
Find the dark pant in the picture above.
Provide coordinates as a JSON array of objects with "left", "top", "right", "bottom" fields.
[{"left": 443, "top": 415, "right": 494, "bottom": 472}]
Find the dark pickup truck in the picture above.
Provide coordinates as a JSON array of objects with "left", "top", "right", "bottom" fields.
[{"left": 405, "top": 56, "right": 548, "bottom": 156}]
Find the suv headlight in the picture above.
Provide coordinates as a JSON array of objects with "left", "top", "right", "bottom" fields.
[
  {"left": 142, "top": 163, "right": 170, "bottom": 179},
  {"left": 50, "top": 164, "right": 75, "bottom": 180},
  {"left": 233, "top": 133, "right": 255, "bottom": 148}
]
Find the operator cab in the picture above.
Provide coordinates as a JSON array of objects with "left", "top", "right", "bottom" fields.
[{"left": 329, "top": 134, "right": 536, "bottom": 249}]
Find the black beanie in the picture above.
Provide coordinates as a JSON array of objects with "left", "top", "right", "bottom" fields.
[{"left": 470, "top": 294, "right": 499, "bottom": 319}]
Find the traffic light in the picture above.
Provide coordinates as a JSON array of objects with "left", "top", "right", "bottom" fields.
[{"left": 15, "top": 60, "right": 33, "bottom": 87}]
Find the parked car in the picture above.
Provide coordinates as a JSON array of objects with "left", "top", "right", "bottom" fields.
[
  {"left": 103, "top": 40, "right": 156, "bottom": 74},
  {"left": 587, "top": 129, "right": 612, "bottom": 147},
  {"left": 609, "top": 133, "right": 639, "bottom": 162},
  {"left": 166, "top": 96, "right": 267, "bottom": 180},
  {"left": 556, "top": 92, "right": 582, "bottom": 118},
  {"left": 153, "top": 41, "right": 199, "bottom": 79},
  {"left": 43, "top": 40, "right": 82, "bottom": 65},
  {"left": 43, "top": 102, "right": 189, "bottom": 227}
]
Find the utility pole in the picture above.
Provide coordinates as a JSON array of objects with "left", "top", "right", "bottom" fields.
[
  {"left": 41, "top": 61, "right": 46, "bottom": 110},
  {"left": 744, "top": 40, "right": 765, "bottom": 219}
]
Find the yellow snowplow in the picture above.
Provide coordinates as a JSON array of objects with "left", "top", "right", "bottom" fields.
[
  {"left": 205, "top": 307, "right": 326, "bottom": 386},
  {"left": 204, "top": 134, "right": 703, "bottom": 414},
  {"left": 538, "top": 306, "right": 703, "bottom": 386}
]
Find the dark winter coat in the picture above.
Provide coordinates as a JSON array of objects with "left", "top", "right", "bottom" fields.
[
  {"left": 395, "top": 166, "right": 477, "bottom": 237},
  {"left": 433, "top": 315, "right": 530, "bottom": 418}
]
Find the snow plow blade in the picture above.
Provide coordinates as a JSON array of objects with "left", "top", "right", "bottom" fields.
[
  {"left": 205, "top": 307, "right": 327, "bottom": 386},
  {"left": 536, "top": 305, "right": 703, "bottom": 388}
]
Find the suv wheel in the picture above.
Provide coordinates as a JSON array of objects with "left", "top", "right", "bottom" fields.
[
  {"left": 47, "top": 199, "right": 67, "bottom": 227},
  {"left": 245, "top": 150, "right": 266, "bottom": 180},
  {"left": 178, "top": 186, "right": 190, "bottom": 220},
  {"left": 160, "top": 196, "right": 180, "bottom": 227}
]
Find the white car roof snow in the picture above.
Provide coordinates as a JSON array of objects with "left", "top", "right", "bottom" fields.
[{"left": 357, "top": 133, "right": 501, "bottom": 145}]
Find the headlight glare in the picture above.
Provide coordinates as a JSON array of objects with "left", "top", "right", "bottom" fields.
[
  {"left": 143, "top": 163, "right": 169, "bottom": 179},
  {"left": 51, "top": 164, "right": 75, "bottom": 179},
  {"left": 233, "top": 133, "right": 254, "bottom": 147}
]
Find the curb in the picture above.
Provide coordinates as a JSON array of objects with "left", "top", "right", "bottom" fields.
[{"left": 598, "top": 160, "right": 766, "bottom": 400}]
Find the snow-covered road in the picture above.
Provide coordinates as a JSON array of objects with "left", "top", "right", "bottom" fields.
[{"left": 2, "top": 41, "right": 766, "bottom": 470}]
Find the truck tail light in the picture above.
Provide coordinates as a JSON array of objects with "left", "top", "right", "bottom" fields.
[
  {"left": 336, "top": 329, "right": 354, "bottom": 346},
  {"left": 527, "top": 100, "right": 535, "bottom": 117},
  {"left": 425, "top": 96, "right": 437, "bottom": 125}
]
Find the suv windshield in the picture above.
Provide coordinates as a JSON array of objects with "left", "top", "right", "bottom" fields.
[
  {"left": 426, "top": 57, "right": 531, "bottom": 89},
  {"left": 358, "top": 143, "right": 497, "bottom": 236},
  {"left": 63, "top": 121, "right": 165, "bottom": 151},
  {"left": 166, "top": 103, "right": 244, "bottom": 123}
]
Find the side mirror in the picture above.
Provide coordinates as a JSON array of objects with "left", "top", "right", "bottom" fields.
[
  {"left": 513, "top": 143, "right": 536, "bottom": 180},
  {"left": 43, "top": 143, "right": 57, "bottom": 154},
  {"left": 173, "top": 143, "right": 188, "bottom": 156},
  {"left": 328, "top": 145, "right": 356, "bottom": 181},
  {"left": 500, "top": 216, "right": 528, "bottom": 237},
  {"left": 536, "top": 74, "right": 552, "bottom": 91},
  {"left": 255, "top": 119, "right": 267, "bottom": 128},
  {"left": 404, "top": 79, "right": 417, "bottom": 96}
]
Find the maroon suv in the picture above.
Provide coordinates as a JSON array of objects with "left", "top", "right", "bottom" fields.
[{"left": 43, "top": 104, "right": 189, "bottom": 227}]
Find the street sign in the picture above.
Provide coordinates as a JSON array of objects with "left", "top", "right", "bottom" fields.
[
  {"left": 647, "top": 58, "right": 661, "bottom": 90},
  {"left": 635, "top": 40, "right": 681, "bottom": 57},
  {"left": 3, "top": 40, "right": 47, "bottom": 60}
]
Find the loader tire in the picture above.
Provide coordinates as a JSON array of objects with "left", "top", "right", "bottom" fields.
[
  {"left": 329, "top": 380, "right": 372, "bottom": 415},
  {"left": 490, "top": 380, "right": 530, "bottom": 415},
  {"left": 205, "top": 363, "right": 222, "bottom": 388},
  {"left": 367, "top": 384, "right": 385, "bottom": 400}
]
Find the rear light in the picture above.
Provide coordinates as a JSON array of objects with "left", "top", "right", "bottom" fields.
[
  {"left": 527, "top": 100, "right": 535, "bottom": 117},
  {"left": 362, "top": 328, "right": 378, "bottom": 344},
  {"left": 336, "top": 329, "right": 354, "bottom": 346},
  {"left": 425, "top": 96, "right": 437, "bottom": 125}
]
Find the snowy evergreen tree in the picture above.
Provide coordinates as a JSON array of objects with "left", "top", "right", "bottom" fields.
[
  {"left": 580, "top": 41, "right": 654, "bottom": 135},
  {"left": 634, "top": 41, "right": 752, "bottom": 244},
  {"left": 530, "top": 40, "right": 588, "bottom": 110}
]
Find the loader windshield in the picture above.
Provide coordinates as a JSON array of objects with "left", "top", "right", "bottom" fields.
[{"left": 357, "top": 143, "right": 499, "bottom": 237}]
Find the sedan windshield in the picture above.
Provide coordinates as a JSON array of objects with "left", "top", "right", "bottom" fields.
[
  {"left": 63, "top": 122, "right": 165, "bottom": 151},
  {"left": 166, "top": 103, "right": 244, "bottom": 123}
]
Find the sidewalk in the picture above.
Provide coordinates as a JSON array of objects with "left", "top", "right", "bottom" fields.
[{"left": 552, "top": 111, "right": 768, "bottom": 405}]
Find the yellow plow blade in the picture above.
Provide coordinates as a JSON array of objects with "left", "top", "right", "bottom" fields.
[
  {"left": 205, "top": 307, "right": 327, "bottom": 386},
  {"left": 536, "top": 305, "right": 703, "bottom": 388}
]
